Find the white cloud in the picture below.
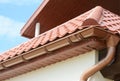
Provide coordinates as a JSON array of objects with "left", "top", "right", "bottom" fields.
[
  {"left": 0, "top": 15, "right": 25, "bottom": 38},
  {"left": 0, "top": 0, "right": 42, "bottom": 6}
]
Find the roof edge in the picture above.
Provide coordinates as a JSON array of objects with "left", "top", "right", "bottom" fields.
[{"left": 20, "top": 0, "right": 49, "bottom": 37}]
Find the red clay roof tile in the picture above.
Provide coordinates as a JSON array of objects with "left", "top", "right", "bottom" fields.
[
  {"left": 32, "top": 35, "right": 44, "bottom": 48},
  {"left": 7, "top": 50, "right": 16, "bottom": 57},
  {"left": 58, "top": 25, "right": 68, "bottom": 37},
  {"left": 0, "top": 6, "right": 120, "bottom": 62},
  {"left": 49, "top": 27, "right": 58, "bottom": 41},
  {"left": 65, "top": 22, "right": 78, "bottom": 33},
  {"left": 41, "top": 30, "right": 52, "bottom": 45}
]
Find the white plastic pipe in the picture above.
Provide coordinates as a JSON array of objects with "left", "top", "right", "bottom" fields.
[{"left": 35, "top": 22, "right": 40, "bottom": 37}]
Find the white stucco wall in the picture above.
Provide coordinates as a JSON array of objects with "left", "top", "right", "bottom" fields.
[{"left": 6, "top": 50, "right": 113, "bottom": 81}]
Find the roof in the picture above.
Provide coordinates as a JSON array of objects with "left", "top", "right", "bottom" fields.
[
  {"left": 0, "top": 6, "right": 120, "bottom": 80},
  {"left": 20, "top": 0, "right": 120, "bottom": 38},
  {"left": 0, "top": 6, "right": 120, "bottom": 63}
]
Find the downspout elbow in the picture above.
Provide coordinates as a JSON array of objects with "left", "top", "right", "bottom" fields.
[{"left": 80, "top": 35, "right": 120, "bottom": 81}]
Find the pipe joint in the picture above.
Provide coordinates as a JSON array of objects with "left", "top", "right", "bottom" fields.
[{"left": 107, "top": 35, "right": 120, "bottom": 47}]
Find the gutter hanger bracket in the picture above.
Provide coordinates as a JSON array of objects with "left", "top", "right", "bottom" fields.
[
  {"left": 21, "top": 55, "right": 28, "bottom": 62},
  {"left": 44, "top": 47, "right": 51, "bottom": 54},
  {"left": 1, "top": 63, "right": 7, "bottom": 69}
]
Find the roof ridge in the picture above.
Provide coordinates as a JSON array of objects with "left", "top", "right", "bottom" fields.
[{"left": 82, "top": 6, "right": 103, "bottom": 26}]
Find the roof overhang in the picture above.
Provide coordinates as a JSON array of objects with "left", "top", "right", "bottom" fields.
[
  {"left": 20, "top": 0, "right": 120, "bottom": 38},
  {"left": 0, "top": 26, "right": 119, "bottom": 80}
]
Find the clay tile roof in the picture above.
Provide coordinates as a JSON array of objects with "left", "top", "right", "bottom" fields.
[{"left": 0, "top": 6, "right": 120, "bottom": 62}]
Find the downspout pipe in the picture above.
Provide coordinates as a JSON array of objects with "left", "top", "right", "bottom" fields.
[{"left": 80, "top": 35, "right": 120, "bottom": 81}]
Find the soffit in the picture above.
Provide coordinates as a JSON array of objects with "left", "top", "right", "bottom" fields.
[{"left": 21, "top": 0, "right": 120, "bottom": 38}]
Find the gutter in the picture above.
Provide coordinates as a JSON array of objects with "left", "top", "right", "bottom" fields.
[
  {"left": 0, "top": 26, "right": 117, "bottom": 69},
  {"left": 0, "top": 26, "right": 97, "bottom": 69},
  {"left": 80, "top": 35, "right": 120, "bottom": 81}
]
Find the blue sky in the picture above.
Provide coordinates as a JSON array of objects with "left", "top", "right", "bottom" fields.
[{"left": 0, "top": 0, "right": 43, "bottom": 53}]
